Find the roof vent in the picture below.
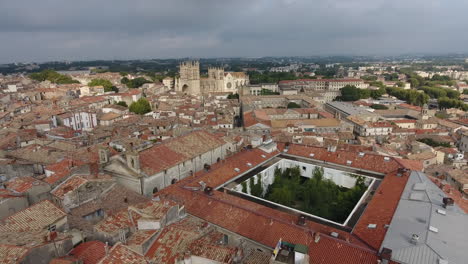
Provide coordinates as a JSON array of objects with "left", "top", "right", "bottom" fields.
[
  {"left": 246, "top": 163, "right": 252, "bottom": 167},
  {"left": 297, "top": 215, "right": 306, "bottom": 226},
  {"left": 384, "top": 157, "right": 391, "bottom": 162},
  {"left": 234, "top": 168, "right": 240, "bottom": 173},
  {"left": 442, "top": 197, "right": 454, "bottom": 208},
  {"left": 367, "top": 224, "right": 377, "bottom": 229},
  {"left": 410, "top": 234, "right": 420, "bottom": 245},
  {"left": 346, "top": 160, "right": 352, "bottom": 165},
  {"left": 380, "top": 248, "right": 393, "bottom": 261},
  {"left": 429, "top": 226, "right": 439, "bottom": 233},
  {"left": 261, "top": 154, "right": 266, "bottom": 158},
  {"left": 358, "top": 152, "right": 365, "bottom": 157},
  {"left": 436, "top": 209, "right": 446, "bottom": 215},
  {"left": 204, "top": 186, "right": 214, "bottom": 196},
  {"left": 327, "top": 145, "right": 337, "bottom": 152},
  {"left": 438, "top": 259, "right": 448, "bottom": 264},
  {"left": 330, "top": 232, "right": 339, "bottom": 238}
]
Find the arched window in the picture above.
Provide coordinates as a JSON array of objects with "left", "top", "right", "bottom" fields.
[
  {"left": 152, "top": 187, "right": 159, "bottom": 194},
  {"left": 171, "top": 179, "right": 178, "bottom": 184}
]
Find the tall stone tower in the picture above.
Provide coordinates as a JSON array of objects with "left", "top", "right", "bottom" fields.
[
  {"left": 175, "top": 61, "right": 201, "bottom": 95},
  {"left": 208, "top": 67, "right": 225, "bottom": 91}
]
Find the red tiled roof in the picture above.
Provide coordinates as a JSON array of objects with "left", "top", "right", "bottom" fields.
[
  {"left": 352, "top": 171, "right": 411, "bottom": 250},
  {"left": 70, "top": 241, "right": 107, "bottom": 264},
  {"left": 397, "top": 103, "right": 422, "bottom": 111},
  {"left": 94, "top": 200, "right": 176, "bottom": 235},
  {"left": 183, "top": 148, "right": 278, "bottom": 188},
  {"left": 281, "top": 144, "right": 400, "bottom": 174},
  {"left": 139, "top": 131, "right": 226, "bottom": 175},
  {"left": 0, "top": 244, "right": 29, "bottom": 264},
  {"left": 6, "top": 176, "right": 47, "bottom": 193},
  {"left": 158, "top": 185, "right": 378, "bottom": 264},
  {"left": 98, "top": 243, "right": 147, "bottom": 264},
  {"left": 157, "top": 143, "right": 418, "bottom": 263},
  {"left": 51, "top": 176, "right": 88, "bottom": 200},
  {"left": 392, "top": 119, "right": 417, "bottom": 123},
  {"left": 0, "top": 200, "right": 66, "bottom": 233}
]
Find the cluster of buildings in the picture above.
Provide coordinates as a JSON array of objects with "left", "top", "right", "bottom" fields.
[{"left": 0, "top": 60, "right": 467, "bottom": 263}]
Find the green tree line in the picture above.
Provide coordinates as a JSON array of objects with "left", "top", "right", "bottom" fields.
[
  {"left": 88, "top": 78, "right": 118, "bottom": 92},
  {"left": 29, "top": 69, "right": 80, "bottom": 84}
]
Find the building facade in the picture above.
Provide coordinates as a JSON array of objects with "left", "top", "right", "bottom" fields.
[
  {"left": 279, "top": 79, "right": 369, "bottom": 102},
  {"left": 175, "top": 61, "right": 249, "bottom": 95}
]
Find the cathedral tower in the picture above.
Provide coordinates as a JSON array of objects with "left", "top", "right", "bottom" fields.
[{"left": 175, "top": 61, "right": 201, "bottom": 95}]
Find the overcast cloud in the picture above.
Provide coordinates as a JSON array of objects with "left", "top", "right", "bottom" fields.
[{"left": 1, "top": 0, "right": 467, "bottom": 63}]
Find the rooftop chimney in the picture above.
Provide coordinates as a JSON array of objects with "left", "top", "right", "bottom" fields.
[
  {"left": 442, "top": 197, "right": 454, "bottom": 208},
  {"left": 380, "top": 247, "right": 392, "bottom": 264}
]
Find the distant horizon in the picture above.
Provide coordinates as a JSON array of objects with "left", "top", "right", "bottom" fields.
[
  {"left": 2, "top": 1, "right": 468, "bottom": 64},
  {"left": 3, "top": 52, "right": 468, "bottom": 65}
]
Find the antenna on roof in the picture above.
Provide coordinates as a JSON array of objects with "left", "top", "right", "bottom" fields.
[{"left": 410, "top": 234, "right": 419, "bottom": 245}]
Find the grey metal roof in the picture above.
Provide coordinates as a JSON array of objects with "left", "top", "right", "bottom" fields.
[
  {"left": 380, "top": 171, "right": 468, "bottom": 264},
  {"left": 325, "top": 101, "right": 376, "bottom": 116}
]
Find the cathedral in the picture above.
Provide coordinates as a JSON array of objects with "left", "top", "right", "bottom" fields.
[{"left": 175, "top": 61, "right": 249, "bottom": 95}]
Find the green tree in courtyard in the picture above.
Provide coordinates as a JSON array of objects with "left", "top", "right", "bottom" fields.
[{"left": 129, "top": 98, "right": 151, "bottom": 115}]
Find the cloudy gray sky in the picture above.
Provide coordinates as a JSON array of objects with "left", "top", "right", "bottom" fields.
[{"left": 1, "top": 0, "right": 467, "bottom": 63}]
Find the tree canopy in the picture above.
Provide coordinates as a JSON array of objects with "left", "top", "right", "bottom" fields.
[
  {"left": 88, "top": 78, "right": 117, "bottom": 92},
  {"left": 29, "top": 69, "right": 79, "bottom": 84},
  {"left": 370, "top": 104, "right": 388, "bottom": 110},
  {"left": 386, "top": 87, "right": 429, "bottom": 106},
  {"left": 129, "top": 98, "right": 151, "bottom": 115},
  {"left": 227, "top": 93, "right": 239, "bottom": 99},
  {"left": 247, "top": 166, "right": 367, "bottom": 223},
  {"left": 115, "top": 101, "right": 128, "bottom": 107},
  {"left": 121, "top": 77, "right": 151, "bottom": 88},
  {"left": 248, "top": 71, "right": 301, "bottom": 84},
  {"left": 287, "top": 102, "right": 301, "bottom": 108},
  {"left": 417, "top": 138, "right": 451, "bottom": 148}
]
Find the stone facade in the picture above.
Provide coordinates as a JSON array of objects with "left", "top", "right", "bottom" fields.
[{"left": 175, "top": 61, "right": 249, "bottom": 95}]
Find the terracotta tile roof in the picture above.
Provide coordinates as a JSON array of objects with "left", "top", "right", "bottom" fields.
[
  {"left": 70, "top": 241, "right": 107, "bottom": 264},
  {"left": 5, "top": 176, "right": 47, "bottom": 193},
  {"left": 139, "top": 130, "right": 226, "bottom": 175},
  {"left": 392, "top": 119, "right": 417, "bottom": 123},
  {"left": 127, "top": 230, "right": 158, "bottom": 248},
  {"left": 0, "top": 200, "right": 66, "bottom": 233},
  {"left": 352, "top": 171, "right": 411, "bottom": 250},
  {"left": 397, "top": 103, "right": 422, "bottom": 111},
  {"left": 145, "top": 217, "right": 228, "bottom": 263},
  {"left": 51, "top": 176, "right": 88, "bottom": 200},
  {"left": 281, "top": 144, "right": 400, "bottom": 174},
  {"left": 188, "top": 240, "right": 236, "bottom": 263},
  {"left": 182, "top": 148, "right": 278, "bottom": 189},
  {"left": 159, "top": 186, "right": 377, "bottom": 264},
  {"left": 0, "top": 189, "right": 24, "bottom": 200},
  {"left": 49, "top": 256, "right": 79, "bottom": 264},
  {"left": 139, "top": 145, "right": 186, "bottom": 175},
  {"left": 0, "top": 244, "right": 29, "bottom": 264},
  {"left": 94, "top": 200, "right": 176, "bottom": 235},
  {"left": 43, "top": 159, "right": 74, "bottom": 185},
  {"left": 98, "top": 243, "right": 147, "bottom": 264}
]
